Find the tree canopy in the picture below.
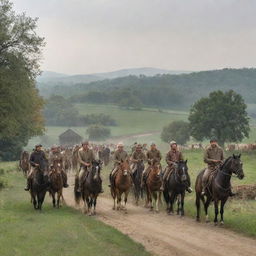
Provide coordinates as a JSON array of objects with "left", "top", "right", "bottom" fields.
[
  {"left": 161, "top": 121, "right": 190, "bottom": 145},
  {"left": 0, "top": 0, "right": 45, "bottom": 160},
  {"left": 188, "top": 90, "right": 250, "bottom": 146}
]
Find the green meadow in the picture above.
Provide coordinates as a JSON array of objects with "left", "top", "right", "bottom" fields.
[{"left": 0, "top": 163, "right": 151, "bottom": 256}]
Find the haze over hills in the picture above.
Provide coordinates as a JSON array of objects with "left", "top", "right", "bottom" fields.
[{"left": 37, "top": 67, "right": 191, "bottom": 85}]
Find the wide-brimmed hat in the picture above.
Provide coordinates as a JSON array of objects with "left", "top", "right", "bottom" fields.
[{"left": 169, "top": 141, "right": 177, "bottom": 146}]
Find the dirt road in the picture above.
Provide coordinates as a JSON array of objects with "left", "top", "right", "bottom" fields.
[{"left": 63, "top": 175, "right": 256, "bottom": 256}]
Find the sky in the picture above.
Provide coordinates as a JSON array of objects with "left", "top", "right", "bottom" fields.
[{"left": 12, "top": 0, "right": 256, "bottom": 74}]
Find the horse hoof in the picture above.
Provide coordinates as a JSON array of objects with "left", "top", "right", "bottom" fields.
[
  {"left": 214, "top": 222, "right": 218, "bottom": 226},
  {"left": 220, "top": 221, "right": 224, "bottom": 225}
]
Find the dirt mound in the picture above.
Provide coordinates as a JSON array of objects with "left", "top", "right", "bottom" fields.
[{"left": 234, "top": 184, "right": 256, "bottom": 200}]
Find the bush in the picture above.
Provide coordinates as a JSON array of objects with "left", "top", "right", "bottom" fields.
[
  {"left": 161, "top": 120, "right": 190, "bottom": 145},
  {"left": 86, "top": 125, "right": 111, "bottom": 140}
]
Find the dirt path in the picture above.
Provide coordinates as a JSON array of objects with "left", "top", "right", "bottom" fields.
[{"left": 63, "top": 175, "right": 256, "bottom": 256}]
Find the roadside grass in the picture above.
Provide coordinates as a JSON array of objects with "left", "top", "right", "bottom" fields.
[
  {"left": 101, "top": 149, "right": 256, "bottom": 237},
  {"left": 0, "top": 162, "right": 151, "bottom": 256}
]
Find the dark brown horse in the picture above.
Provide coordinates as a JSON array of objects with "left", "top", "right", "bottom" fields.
[
  {"left": 49, "top": 160, "right": 64, "bottom": 208},
  {"left": 163, "top": 160, "right": 190, "bottom": 216},
  {"left": 195, "top": 154, "right": 244, "bottom": 225},
  {"left": 30, "top": 167, "right": 49, "bottom": 210},
  {"left": 74, "top": 160, "right": 102, "bottom": 215},
  {"left": 111, "top": 160, "right": 132, "bottom": 213},
  {"left": 145, "top": 161, "right": 162, "bottom": 212},
  {"left": 19, "top": 151, "right": 30, "bottom": 176}
]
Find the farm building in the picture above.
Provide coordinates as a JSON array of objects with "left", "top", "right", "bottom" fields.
[{"left": 59, "top": 129, "right": 83, "bottom": 146}]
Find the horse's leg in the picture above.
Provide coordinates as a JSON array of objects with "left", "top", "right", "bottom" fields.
[
  {"left": 196, "top": 193, "right": 201, "bottom": 221},
  {"left": 177, "top": 194, "right": 181, "bottom": 215},
  {"left": 155, "top": 192, "right": 160, "bottom": 213},
  {"left": 117, "top": 191, "right": 122, "bottom": 211},
  {"left": 52, "top": 192, "right": 56, "bottom": 208},
  {"left": 169, "top": 192, "right": 175, "bottom": 215},
  {"left": 32, "top": 194, "right": 37, "bottom": 210},
  {"left": 204, "top": 196, "right": 211, "bottom": 223},
  {"left": 124, "top": 191, "right": 129, "bottom": 213},
  {"left": 180, "top": 192, "right": 185, "bottom": 216},
  {"left": 214, "top": 199, "right": 219, "bottom": 225},
  {"left": 93, "top": 196, "right": 97, "bottom": 215},
  {"left": 112, "top": 188, "right": 116, "bottom": 210},
  {"left": 220, "top": 198, "right": 228, "bottom": 225}
]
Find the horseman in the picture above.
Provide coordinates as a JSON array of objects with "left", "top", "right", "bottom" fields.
[
  {"left": 109, "top": 142, "right": 129, "bottom": 187},
  {"left": 77, "top": 141, "right": 103, "bottom": 193},
  {"left": 201, "top": 138, "right": 234, "bottom": 196},
  {"left": 24, "top": 144, "right": 48, "bottom": 191},
  {"left": 130, "top": 144, "right": 147, "bottom": 174},
  {"left": 48, "top": 145, "right": 69, "bottom": 188},
  {"left": 141, "top": 142, "right": 161, "bottom": 187},
  {"left": 161, "top": 141, "right": 192, "bottom": 192}
]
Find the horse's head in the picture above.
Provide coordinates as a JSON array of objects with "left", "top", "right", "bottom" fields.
[
  {"left": 92, "top": 160, "right": 102, "bottom": 180},
  {"left": 221, "top": 154, "right": 244, "bottom": 179},
  {"left": 176, "top": 160, "right": 189, "bottom": 183},
  {"left": 120, "top": 160, "right": 130, "bottom": 176},
  {"left": 151, "top": 160, "right": 161, "bottom": 177},
  {"left": 231, "top": 154, "right": 244, "bottom": 179}
]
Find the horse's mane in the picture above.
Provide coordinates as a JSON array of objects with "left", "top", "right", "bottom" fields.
[{"left": 220, "top": 156, "right": 233, "bottom": 170}]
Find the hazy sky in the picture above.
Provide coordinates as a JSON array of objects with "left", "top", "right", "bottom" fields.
[{"left": 12, "top": 0, "right": 256, "bottom": 74}]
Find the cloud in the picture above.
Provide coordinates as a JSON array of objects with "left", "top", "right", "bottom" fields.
[{"left": 11, "top": 0, "right": 256, "bottom": 74}]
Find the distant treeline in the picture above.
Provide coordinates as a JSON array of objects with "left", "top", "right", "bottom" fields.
[
  {"left": 44, "top": 95, "right": 116, "bottom": 126},
  {"left": 39, "top": 68, "right": 256, "bottom": 109}
]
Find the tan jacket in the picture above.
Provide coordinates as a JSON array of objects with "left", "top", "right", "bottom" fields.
[
  {"left": 204, "top": 145, "right": 224, "bottom": 168},
  {"left": 146, "top": 149, "right": 162, "bottom": 164},
  {"left": 78, "top": 148, "right": 95, "bottom": 166},
  {"left": 166, "top": 150, "right": 183, "bottom": 166},
  {"left": 113, "top": 150, "right": 129, "bottom": 166},
  {"left": 131, "top": 151, "right": 147, "bottom": 163}
]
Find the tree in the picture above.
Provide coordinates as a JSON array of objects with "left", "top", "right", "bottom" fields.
[
  {"left": 188, "top": 90, "right": 250, "bottom": 146},
  {"left": 86, "top": 125, "right": 111, "bottom": 141},
  {"left": 161, "top": 121, "right": 190, "bottom": 145},
  {"left": 0, "top": 0, "right": 45, "bottom": 160}
]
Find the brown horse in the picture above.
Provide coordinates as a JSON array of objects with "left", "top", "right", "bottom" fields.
[
  {"left": 195, "top": 154, "right": 244, "bottom": 225},
  {"left": 19, "top": 151, "right": 30, "bottom": 176},
  {"left": 49, "top": 160, "right": 64, "bottom": 208},
  {"left": 145, "top": 162, "right": 162, "bottom": 212},
  {"left": 111, "top": 160, "right": 132, "bottom": 213}
]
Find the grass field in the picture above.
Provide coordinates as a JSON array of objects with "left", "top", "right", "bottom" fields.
[
  {"left": 100, "top": 149, "right": 256, "bottom": 237},
  {"left": 26, "top": 103, "right": 256, "bottom": 150},
  {"left": 0, "top": 163, "right": 151, "bottom": 256}
]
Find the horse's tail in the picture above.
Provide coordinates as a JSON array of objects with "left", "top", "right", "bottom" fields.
[{"left": 74, "top": 176, "right": 81, "bottom": 204}]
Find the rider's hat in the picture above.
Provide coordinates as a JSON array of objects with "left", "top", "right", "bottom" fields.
[
  {"left": 210, "top": 138, "right": 218, "bottom": 143},
  {"left": 35, "top": 144, "right": 42, "bottom": 148},
  {"left": 117, "top": 142, "right": 124, "bottom": 147},
  {"left": 136, "top": 144, "right": 142, "bottom": 148},
  {"left": 51, "top": 144, "right": 58, "bottom": 149},
  {"left": 170, "top": 141, "right": 177, "bottom": 146},
  {"left": 150, "top": 142, "right": 156, "bottom": 146},
  {"left": 82, "top": 141, "right": 89, "bottom": 145}
]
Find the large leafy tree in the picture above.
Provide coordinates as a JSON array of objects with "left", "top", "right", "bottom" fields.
[
  {"left": 161, "top": 120, "right": 190, "bottom": 145},
  {"left": 0, "top": 0, "right": 45, "bottom": 160},
  {"left": 188, "top": 90, "right": 250, "bottom": 146}
]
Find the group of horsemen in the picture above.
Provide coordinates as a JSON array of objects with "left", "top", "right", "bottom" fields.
[{"left": 24, "top": 138, "right": 235, "bottom": 196}]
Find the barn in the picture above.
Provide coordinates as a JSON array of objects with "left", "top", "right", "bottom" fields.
[{"left": 59, "top": 129, "right": 83, "bottom": 146}]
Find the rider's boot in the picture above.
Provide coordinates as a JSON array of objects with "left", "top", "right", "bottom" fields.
[
  {"left": 186, "top": 186, "right": 193, "bottom": 193},
  {"left": 24, "top": 179, "right": 30, "bottom": 191}
]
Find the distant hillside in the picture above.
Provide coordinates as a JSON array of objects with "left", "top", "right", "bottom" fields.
[
  {"left": 39, "top": 68, "right": 256, "bottom": 109},
  {"left": 37, "top": 67, "right": 190, "bottom": 86}
]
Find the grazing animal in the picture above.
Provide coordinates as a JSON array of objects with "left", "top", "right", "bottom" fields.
[
  {"left": 195, "top": 154, "right": 244, "bottom": 225},
  {"left": 111, "top": 160, "right": 132, "bottom": 213},
  {"left": 145, "top": 161, "right": 162, "bottom": 212},
  {"left": 163, "top": 160, "right": 190, "bottom": 216},
  {"left": 19, "top": 151, "right": 30, "bottom": 176},
  {"left": 74, "top": 160, "right": 102, "bottom": 215},
  {"left": 132, "top": 160, "right": 144, "bottom": 205},
  {"left": 30, "top": 167, "right": 49, "bottom": 210},
  {"left": 49, "top": 160, "right": 64, "bottom": 208}
]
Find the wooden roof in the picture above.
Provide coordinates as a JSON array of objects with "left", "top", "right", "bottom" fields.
[{"left": 59, "top": 129, "right": 83, "bottom": 139}]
